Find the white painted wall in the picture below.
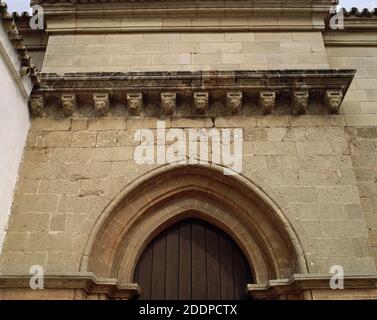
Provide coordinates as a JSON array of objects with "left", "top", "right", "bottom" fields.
[{"left": 0, "top": 20, "right": 32, "bottom": 252}]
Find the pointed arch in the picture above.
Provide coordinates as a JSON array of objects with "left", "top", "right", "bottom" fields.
[{"left": 83, "top": 163, "right": 308, "bottom": 284}]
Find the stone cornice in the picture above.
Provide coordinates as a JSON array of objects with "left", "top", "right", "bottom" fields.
[
  {"left": 248, "top": 274, "right": 377, "bottom": 299},
  {"left": 0, "top": 273, "right": 140, "bottom": 299},
  {"left": 32, "top": 0, "right": 336, "bottom": 7},
  {"left": 29, "top": 1, "right": 337, "bottom": 32},
  {"left": 32, "top": 1, "right": 335, "bottom": 26},
  {"left": 29, "top": 70, "right": 355, "bottom": 118}
]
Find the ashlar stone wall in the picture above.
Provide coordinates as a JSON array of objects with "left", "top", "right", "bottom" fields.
[
  {"left": 1, "top": 115, "right": 375, "bottom": 277},
  {"left": 42, "top": 32, "right": 329, "bottom": 73},
  {"left": 326, "top": 45, "right": 377, "bottom": 266}
]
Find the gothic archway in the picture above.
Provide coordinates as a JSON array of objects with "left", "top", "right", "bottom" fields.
[
  {"left": 133, "top": 218, "right": 253, "bottom": 300},
  {"left": 84, "top": 163, "right": 308, "bottom": 293}
]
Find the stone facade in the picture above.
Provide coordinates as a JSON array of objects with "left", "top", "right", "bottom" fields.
[
  {"left": 42, "top": 31, "right": 329, "bottom": 73},
  {"left": 0, "top": 0, "right": 377, "bottom": 300}
]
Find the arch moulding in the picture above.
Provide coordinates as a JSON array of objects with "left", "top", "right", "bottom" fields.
[{"left": 82, "top": 163, "right": 308, "bottom": 287}]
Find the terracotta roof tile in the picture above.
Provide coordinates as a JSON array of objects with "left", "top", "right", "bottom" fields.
[{"left": 341, "top": 7, "right": 377, "bottom": 17}]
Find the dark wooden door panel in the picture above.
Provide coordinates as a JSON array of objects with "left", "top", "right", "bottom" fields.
[
  {"left": 134, "top": 218, "right": 253, "bottom": 300},
  {"left": 151, "top": 232, "right": 166, "bottom": 299},
  {"left": 219, "top": 235, "right": 235, "bottom": 300},
  {"left": 165, "top": 226, "right": 179, "bottom": 300},
  {"left": 179, "top": 220, "right": 191, "bottom": 300},
  {"left": 191, "top": 222, "right": 206, "bottom": 300},
  {"left": 134, "top": 241, "right": 153, "bottom": 300},
  {"left": 206, "top": 227, "right": 221, "bottom": 300}
]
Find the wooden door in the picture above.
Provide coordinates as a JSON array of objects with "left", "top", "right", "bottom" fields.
[{"left": 133, "top": 218, "right": 253, "bottom": 300}]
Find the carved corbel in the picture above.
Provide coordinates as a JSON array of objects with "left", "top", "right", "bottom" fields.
[
  {"left": 61, "top": 94, "right": 76, "bottom": 117},
  {"left": 2, "top": 18, "right": 14, "bottom": 32},
  {"left": 94, "top": 93, "right": 110, "bottom": 116},
  {"left": 17, "top": 47, "right": 27, "bottom": 57},
  {"left": 8, "top": 26, "right": 19, "bottom": 39},
  {"left": 227, "top": 91, "right": 243, "bottom": 114},
  {"left": 260, "top": 91, "right": 276, "bottom": 114},
  {"left": 10, "top": 37, "right": 23, "bottom": 49},
  {"left": 30, "top": 68, "right": 41, "bottom": 84},
  {"left": 20, "top": 66, "right": 31, "bottom": 77},
  {"left": 21, "top": 55, "right": 31, "bottom": 66},
  {"left": 127, "top": 92, "right": 143, "bottom": 116},
  {"left": 194, "top": 92, "right": 209, "bottom": 114},
  {"left": 29, "top": 95, "right": 44, "bottom": 117},
  {"left": 325, "top": 90, "right": 343, "bottom": 114},
  {"left": 292, "top": 90, "right": 309, "bottom": 115},
  {"left": 161, "top": 92, "right": 176, "bottom": 117}
]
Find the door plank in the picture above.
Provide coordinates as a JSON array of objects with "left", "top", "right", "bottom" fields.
[
  {"left": 165, "top": 226, "right": 180, "bottom": 300},
  {"left": 179, "top": 220, "right": 192, "bottom": 300},
  {"left": 151, "top": 231, "right": 167, "bottom": 299},
  {"left": 192, "top": 221, "right": 207, "bottom": 300},
  {"left": 136, "top": 242, "right": 153, "bottom": 300},
  {"left": 134, "top": 218, "right": 253, "bottom": 301},
  {"left": 233, "top": 247, "right": 250, "bottom": 300},
  {"left": 219, "top": 233, "right": 235, "bottom": 300},
  {"left": 205, "top": 226, "right": 221, "bottom": 300}
]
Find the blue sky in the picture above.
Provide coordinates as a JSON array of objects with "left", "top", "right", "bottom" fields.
[{"left": 6, "top": 0, "right": 377, "bottom": 13}]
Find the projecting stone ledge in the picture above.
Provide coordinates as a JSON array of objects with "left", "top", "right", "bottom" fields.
[{"left": 29, "top": 69, "right": 355, "bottom": 118}]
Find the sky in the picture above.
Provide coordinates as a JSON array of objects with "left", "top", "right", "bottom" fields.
[{"left": 5, "top": 0, "right": 377, "bottom": 13}]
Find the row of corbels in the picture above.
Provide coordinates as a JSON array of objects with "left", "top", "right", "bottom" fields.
[
  {"left": 0, "top": 1, "right": 40, "bottom": 83},
  {"left": 30, "top": 92, "right": 179, "bottom": 117},
  {"left": 260, "top": 90, "right": 344, "bottom": 115},
  {"left": 29, "top": 90, "right": 344, "bottom": 117}
]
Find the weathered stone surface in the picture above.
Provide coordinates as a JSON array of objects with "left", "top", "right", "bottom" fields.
[
  {"left": 29, "top": 95, "right": 44, "bottom": 117},
  {"left": 194, "top": 92, "right": 209, "bottom": 114},
  {"left": 160, "top": 92, "right": 176, "bottom": 116},
  {"left": 292, "top": 91, "right": 309, "bottom": 115},
  {"left": 259, "top": 91, "right": 276, "bottom": 115},
  {"left": 226, "top": 91, "right": 242, "bottom": 114},
  {"left": 29, "top": 70, "right": 355, "bottom": 117},
  {"left": 127, "top": 92, "right": 143, "bottom": 116},
  {"left": 6, "top": 113, "right": 376, "bottom": 284},
  {"left": 1, "top": 1, "right": 377, "bottom": 300},
  {"left": 61, "top": 94, "right": 76, "bottom": 117},
  {"left": 93, "top": 93, "right": 110, "bottom": 116},
  {"left": 325, "top": 90, "right": 343, "bottom": 114}
]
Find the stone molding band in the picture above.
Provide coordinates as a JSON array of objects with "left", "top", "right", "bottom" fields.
[
  {"left": 31, "top": 0, "right": 334, "bottom": 8},
  {"left": 248, "top": 274, "right": 377, "bottom": 300},
  {"left": 29, "top": 0, "right": 337, "bottom": 33},
  {"left": 0, "top": 273, "right": 139, "bottom": 299},
  {"left": 1, "top": 273, "right": 376, "bottom": 300},
  {"left": 29, "top": 69, "right": 355, "bottom": 117}
]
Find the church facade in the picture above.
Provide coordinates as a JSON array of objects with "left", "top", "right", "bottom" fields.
[{"left": 0, "top": 0, "right": 377, "bottom": 300}]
